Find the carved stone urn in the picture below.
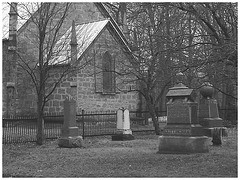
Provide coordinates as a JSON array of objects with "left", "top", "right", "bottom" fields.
[{"left": 200, "top": 83, "right": 214, "bottom": 99}]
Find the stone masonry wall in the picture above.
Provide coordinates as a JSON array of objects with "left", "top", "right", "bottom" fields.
[
  {"left": 3, "top": 3, "right": 139, "bottom": 115},
  {"left": 3, "top": 3, "right": 106, "bottom": 115},
  {"left": 43, "top": 26, "right": 139, "bottom": 114},
  {"left": 76, "top": 27, "right": 139, "bottom": 113},
  {"left": 2, "top": 40, "right": 9, "bottom": 115},
  {"left": 43, "top": 68, "right": 77, "bottom": 113}
]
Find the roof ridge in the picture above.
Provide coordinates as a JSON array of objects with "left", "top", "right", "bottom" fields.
[{"left": 75, "top": 18, "right": 110, "bottom": 26}]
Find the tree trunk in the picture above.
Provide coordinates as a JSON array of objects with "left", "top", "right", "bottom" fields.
[
  {"left": 36, "top": 72, "right": 45, "bottom": 145},
  {"left": 36, "top": 95, "right": 45, "bottom": 145},
  {"left": 147, "top": 101, "right": 160, "bottom": 135}
]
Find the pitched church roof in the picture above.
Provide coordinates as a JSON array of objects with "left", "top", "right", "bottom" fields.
[
  {"left": 3, "top": 3, "right": 132, "bottom": 64},
  {"left": 50, "top": 19, "right": 131, "bottom": 65}
]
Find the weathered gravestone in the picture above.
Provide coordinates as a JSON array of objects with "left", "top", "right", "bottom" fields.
[
  {"left": 198, "top": 82, "right": 227, "bottom": 145},
  {"left": 58, "top": 98, "right": 83, "bottom": 148},
  {"left": 158, "top": 83, "right": 209, "bottom": 154},
  {"left": 112, "top": 108, "right": 134, "bottom": 141}
]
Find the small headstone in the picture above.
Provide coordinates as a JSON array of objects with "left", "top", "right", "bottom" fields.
[
  {"left": 58, "top": 98, "right": 83, "bottom": 148},
  {"left": 212, "top": 128, "right": 222, "bottom": 146},
  {"left": 112, "top": 108, "right": 134, "bottom": 141},
  {"left": 116, "top": 109, "right": 123, "bottom": 130}
]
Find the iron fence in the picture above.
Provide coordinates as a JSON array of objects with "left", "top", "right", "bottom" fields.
[
  {"left": 76, "top": 110, "right": 117, "bottom": 139},
  {"left": 3, "top": 116, "right": 37, "bottom": 144},
  {"left": 3, "top": 108, "right": 235, "bottom": 144},
  {"left": 2, "top": 110, "right": 167, "bottom": 144}
]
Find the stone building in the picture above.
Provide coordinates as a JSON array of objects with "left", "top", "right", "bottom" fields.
[{"left": 2, "top": 3, "right": 140, "bottom": 116}]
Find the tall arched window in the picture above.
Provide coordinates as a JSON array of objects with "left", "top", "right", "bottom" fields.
[{"left": 102, "top": 51, "right": 115, "bottom": 93}]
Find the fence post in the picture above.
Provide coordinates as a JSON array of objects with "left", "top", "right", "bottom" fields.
[{"left": 82, "top": 109, "right": 85, "bottom": 139}]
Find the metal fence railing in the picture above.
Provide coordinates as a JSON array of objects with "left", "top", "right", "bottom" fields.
[
  {"left": 2, "top": 110, "right": 167, "bottom": 144},
  {"left": 76, "top": 110, "right": 117, "bottom": 139},
  {"left": 2, "top": 108, "right": 236, "bottom": 144},
  {"left": 3, "top": 116, "right": 37, "bottom": 144}
]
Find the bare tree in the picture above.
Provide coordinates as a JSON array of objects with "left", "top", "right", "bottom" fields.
[
  {"left": 7, "top": 2, "right": 92, "bottom": 145},
  {"left": 105, "top": 2, "right": 237, "bottom": 134},
  {"left": 106, "top": 3, "right": 181, "bottom": 134},
  {"left": 175, "top": 3, "right": 238, "bottom": 110}
]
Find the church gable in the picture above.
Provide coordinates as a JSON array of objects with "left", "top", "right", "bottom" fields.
[
  {"left": 74, "top": 25, "right": 137, "bottom": 112},
  {"left": 3, "top": 2, "right": 138, "bottom": 115}
]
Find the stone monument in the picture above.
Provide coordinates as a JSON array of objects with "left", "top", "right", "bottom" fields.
[
  {"left": 58, "top": 98, "right": 83, "bottom": 148},
  {"left": 198, "top": 82, "right": 226, "bottom": 145},
  {"left": 112, "top": 108, "right": 134, "bottom": 141},
  {"left": 158, "top": 82, "right": 209, "bottom": 153}
]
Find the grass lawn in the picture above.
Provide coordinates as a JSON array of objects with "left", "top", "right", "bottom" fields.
[{"left": 2, "top": 128, "right": 237, "bottom": 177}]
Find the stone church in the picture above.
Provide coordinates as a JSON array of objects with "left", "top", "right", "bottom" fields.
[{"left": 2, "top": 3, "right": 140, "bottom": 116}]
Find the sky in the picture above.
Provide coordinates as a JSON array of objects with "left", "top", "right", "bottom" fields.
[{"left": 2, "top": 2, "right": 38, "bottom": 39}]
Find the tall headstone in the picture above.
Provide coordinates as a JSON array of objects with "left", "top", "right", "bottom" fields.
[
  {"left": 112, "top": 108, "right": 134, "bottom": 141},
  {"left": 58, "top": 98, "right": 83, "bottom": 148},
  {"left": 198, "top": 83, "right": 226, "bottom": 145},
  {"left": 199, "top": 83, "right": 223, "bottom": 127},
  {"left": 158, "top": 83, "right": 209, "bottom": 154}
]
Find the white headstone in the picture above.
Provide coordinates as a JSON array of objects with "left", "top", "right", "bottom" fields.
[
  {"left": 113, "top": 108, "right": 133, "bottom": 139},
  {"left": 123, "top": 109, "right": 130, "bottom": 129},
  {"left": 117, "top": 108, "right": 123, "bottom": 129},
  {"left": 117, "top": 108, "right": 131, "bottom": 130}
]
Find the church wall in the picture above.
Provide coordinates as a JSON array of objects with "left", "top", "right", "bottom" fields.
[
  {"left": 2, "top": 3, "right": 106, "bottom": 116},
  {"left": 2, "top": 40, "right": 9, "bottom": 115},
  {"left": 3, "top": 3, "right": 139, "bottom": 115},
  {"left": 42, "top": 27, "right": 139, "bottom": 114},
  {"left": 75, "top": 27, "right": 139, "bottom": 113}
]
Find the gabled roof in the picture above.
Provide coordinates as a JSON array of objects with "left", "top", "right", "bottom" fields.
[
  {"left": 95, "top": 3, "right": 129, "bottom": 49},
  {"left": 2, "top": 2, "right": 133, "bottom": 64},
  {"left": 50, "top": 19, "right": 131, "bottom": 65},
  {"left": 2, "top": 3, "right": 129, "bottom": 44}
]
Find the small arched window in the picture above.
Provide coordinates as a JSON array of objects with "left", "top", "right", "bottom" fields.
[{"left": 102, "top": 51, "right": 115, "bottom": 93}]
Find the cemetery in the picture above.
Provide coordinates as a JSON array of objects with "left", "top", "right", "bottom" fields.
[
  {"left": 2, "top": 2, "right": 237, "bottom": 178},
  {"left": 2, "top": 128, "right": 237, "bottom": 177},
  {"left": 2, "top": 81, "right": 237, "bottom": 177}
]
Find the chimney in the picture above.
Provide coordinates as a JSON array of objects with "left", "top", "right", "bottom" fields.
[
  {"left": 70, "top": 20, "right": 78, "bottom": 63},
  {"left": 120, "top": 3, "right": 129, "bottom": 38},
  {"left": 8, "top": 2, "right": 18, "bottom": 50}
]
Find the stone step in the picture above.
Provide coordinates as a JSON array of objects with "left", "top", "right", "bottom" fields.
[{"left": 199, "top": 118, "right": 223, "bottom": 128}]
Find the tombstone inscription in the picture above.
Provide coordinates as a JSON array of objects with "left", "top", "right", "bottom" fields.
[
  {"left": 158, "top": 83, "right": 209, "bottom": 153},
  {"left": 163, "top": 83, "right": 203, "bottom": 137}
]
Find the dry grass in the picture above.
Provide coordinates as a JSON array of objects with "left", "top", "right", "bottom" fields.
[{"left": 2, "top": 129, "right": 237, "bottom": 177}]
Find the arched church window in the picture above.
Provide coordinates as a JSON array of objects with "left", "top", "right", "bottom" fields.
[{"left": 102, "top": 51, "right": 115, "bottom": 93}]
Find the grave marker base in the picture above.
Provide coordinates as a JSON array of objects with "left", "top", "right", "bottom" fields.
[
  {"left": 112, "top": 134, "right": 134, "bottom": 141},
  {"left": 58, "top": 136, "right": 83, "bottom": 148},
  {"left": 199, "top": 118, "right": 223, "bottom": 128},
  {"left": 158, "top": 135, "right": 209, "bottom": 154}
]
